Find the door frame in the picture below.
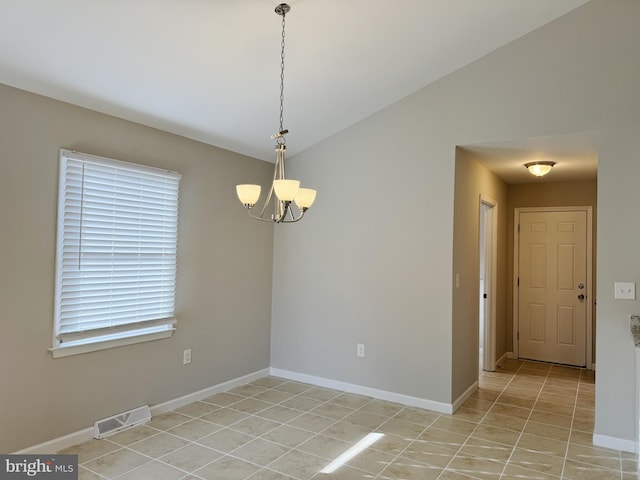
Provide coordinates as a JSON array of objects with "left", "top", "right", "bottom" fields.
[
  {"left": 480, "top": 195, "right": 497, "bottom": 372},
  {"left": 512, "top": 206, "right": 593, "bottom": 369}
]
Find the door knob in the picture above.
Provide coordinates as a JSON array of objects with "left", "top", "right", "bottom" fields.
[
  {"left": 578, "top": 294, "right": 585, "bottom": 300},
  {"left": 578, "top": 283, "right": 584, "bottom": 289}
]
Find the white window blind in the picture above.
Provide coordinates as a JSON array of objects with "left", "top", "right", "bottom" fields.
[{"left": 52, "top": 149, "right": 180, "bottom": 354}]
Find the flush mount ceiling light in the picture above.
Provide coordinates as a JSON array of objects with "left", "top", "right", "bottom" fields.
[
  {"left": 524, "top": 161, "right": 556, "bottom": 177},
  {"left": 236, "top": 3, "right": 317, "bottom": 223}
]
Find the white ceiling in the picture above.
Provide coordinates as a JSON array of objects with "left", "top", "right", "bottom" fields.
[
  {"left": 0, "top": 0, "right": 591, "bottom": 162},
  {"left": 461, "top": 131, "right": 599, "bottom": 184}
]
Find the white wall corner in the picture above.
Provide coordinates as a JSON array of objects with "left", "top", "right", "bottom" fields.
[{"left": 270, "top": 368, "right": 454, "bottom": 414}]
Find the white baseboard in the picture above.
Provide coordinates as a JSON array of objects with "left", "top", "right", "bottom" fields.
[
  {"left": 592, "top": 433, "right": 636, "bottom": 454},
  {"left": 150, "top": 368, "right": 270, "bottom": 416},
  {"left": 14, "top": 368, "right": 270, "bottom": 454},
  {"left": 13, "top": 427, "right": 95, "bottom": 455},
  {"left": 496, "top": 352, "right": 507, "bottom": 365},
  {"left": 270, "top": 368, "right": 454, "bottom": 414},
  {"left": 452, "top": 381, "right": 478, "bottom": 412}
]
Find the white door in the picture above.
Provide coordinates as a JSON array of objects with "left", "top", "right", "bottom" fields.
[{"left": 518, "top": 210, "right": 588, "bottom": 366}]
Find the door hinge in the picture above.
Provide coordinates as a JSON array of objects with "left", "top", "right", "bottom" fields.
[
  {"left": 517, "top": 277, "right": 519, "bottom": 287},
  {"left": 517, "top": 224, "right": 520, "bottom": 233},
  {"left": 517, "top": 331, "right": 520, "bottom": 340}
]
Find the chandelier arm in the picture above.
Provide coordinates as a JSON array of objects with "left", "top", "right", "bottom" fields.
[
  {"left": 279, "top": 202, "right": 290, "bottom": 223},
  {"left": 257, "top": 189, "right": 273, "bottom": 219},
  {"left": 269, "top": 145, "right": 288, "bottom": 222},
  {"left": 271, "top": 200, "right": 308, "bottom": 224},
  {"left": 281, "top": 209, "right": 305, "bottom": 223},
  {"left": 279, "top": 202, "right": 303, "bottom": 223},
  {"left": 287, "top": 203, "right": 297, "bottom": 221},
  {"left": 256, "top": 165, "right": 280, "bottom": 219},
  {"left": 243, "top": 209, "right": 278, "bottom": 223}
]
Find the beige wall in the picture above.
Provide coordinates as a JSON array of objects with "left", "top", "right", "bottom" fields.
[
  {"left": 452, "top": 149, "right": 508, "bottom": 399},
  {"left": 0, "top": 84, "right": 274, "bottom": 453},
  {"left": 506, "top": 181, "right": 598, "bottom": 360},
  {"left": 1, "top": 0, "right": 637, "bottom": 453},
  {"left": 271, "top": 0, "right": 639, "bottom": 445}
]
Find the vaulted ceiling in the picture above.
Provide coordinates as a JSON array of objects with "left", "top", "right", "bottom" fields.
[{"left": 0, "top": 0, "right": 590, "bottom": 162}]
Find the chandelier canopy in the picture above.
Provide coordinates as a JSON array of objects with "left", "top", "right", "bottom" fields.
[{"left": 236, "top": 3, "right": 317, "bottom": 223}]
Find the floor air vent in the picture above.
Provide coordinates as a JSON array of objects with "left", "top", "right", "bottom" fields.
[{"left": 93, "top": 405, "right": 151, "bottom": 439}]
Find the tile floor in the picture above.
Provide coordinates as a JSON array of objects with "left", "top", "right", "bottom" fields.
[{"left": 61, "top": 359, "right": 638, "bottom": 479}]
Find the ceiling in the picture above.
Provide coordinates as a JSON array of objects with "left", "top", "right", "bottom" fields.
[
  {"left": 461, "top": 131, "right": 599, "bottom": 184},
  {"left": 0, "top": 0, "right": 591, "bottom": 163}
]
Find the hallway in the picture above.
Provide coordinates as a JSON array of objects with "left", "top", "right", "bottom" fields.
[{"left": 462, "top": 358, "right": 634, "bottom": 479}]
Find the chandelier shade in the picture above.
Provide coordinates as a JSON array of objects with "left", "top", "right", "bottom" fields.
[
  {"left": 236, "top": 184, "right": 261, "bottom": 207},
  {"left": 235, "top": 3, "right": 316, "bottom": 223},
  {"left": 273, "top": 179, "right": 300, "bottom": 201},
  {"left": 294, "top": 188, "right": 317, "bottom": 210}
]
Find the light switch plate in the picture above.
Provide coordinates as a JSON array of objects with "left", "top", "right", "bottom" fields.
[{"left": 614, "top": 282, "right": 635, "bottom": 300}]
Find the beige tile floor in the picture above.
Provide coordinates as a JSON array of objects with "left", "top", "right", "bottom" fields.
[{"left": 61, "top": 359, "right": 638, "bottom": 479}]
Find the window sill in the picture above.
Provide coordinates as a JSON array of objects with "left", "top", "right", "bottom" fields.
[{"left": 49, "top": 328, "right": 175, "bottom": 358}]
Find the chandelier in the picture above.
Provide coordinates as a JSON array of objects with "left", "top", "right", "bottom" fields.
[{"left": 236, "top": 3, "right": 317, "bottom": 223}]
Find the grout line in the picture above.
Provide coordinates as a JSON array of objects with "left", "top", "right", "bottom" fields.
[
  {"left": 67, "top": 371, "right": 619, "bottom": 480},
  {"left": 558, "top": 370, "right": 581, "bottom": 480},
  {"left": 434, "top": 364, "right": 520, "bottom": 480},
  {"left": 200, "top": 381, "right": 320, "bottom": 480},
  {"left": 366, "top": 407, "right": 443, "bottom": 480},
  {"left": 497, "top": 361, "right": 552, "bottom": 480},
  {"left": 218, "top": 381, "right": 369, "bottom": 480}
]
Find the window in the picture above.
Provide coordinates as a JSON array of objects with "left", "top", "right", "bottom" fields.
[{"left": 51, "top": 149, "right": 181, "bottom": 358}]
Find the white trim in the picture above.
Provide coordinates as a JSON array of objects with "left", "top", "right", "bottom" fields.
[
  {"left": 496, "top": 352, "right": 513, "bottom": 366},
  {"left": 592, "top": 433, "right": 636, "bottom": 454},
  {"left": 13, "top": 368, "right": 270, "bottom": 454},
  {"left": 513, "top": 207, "right": 593, "bottom": 369},
  {"left": 49, "top": 329, "right": 175, "bottom": 358},
  {"left": 150, "top": 368, "right": 270, "bottom": 416},
  {"left": 479, "top": 195, "right": 498, "bottom": 373},
  {"left": 13, "top": 427, "right": 94, "bottom": 455},
  {"left": 270, "top": 368, "right": 454, "bottom": 414},
  {"left": 452, "top": 381, "right": 478, "bottom": 412},
  {"left": 513, "top": 209, "right": 518, "bottom": 359}
]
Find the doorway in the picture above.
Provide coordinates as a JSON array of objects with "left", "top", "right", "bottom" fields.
[
  {"left": 513, "top": 207, "right": 593, "bottom": 367},
  {"left": 479, "top": 195, "right": 497, "bottom": 372}
]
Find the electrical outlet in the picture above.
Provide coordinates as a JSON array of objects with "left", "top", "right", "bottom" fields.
[
  {"left": 357, "top": 344, "right": 365, "bottom": 357},
  {"left": 183, "top": 349, "right": 192, "bottom": 364}
]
